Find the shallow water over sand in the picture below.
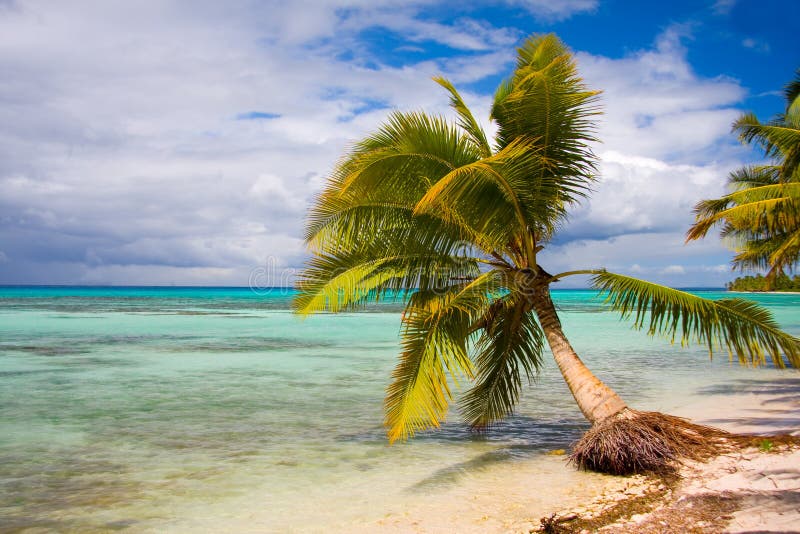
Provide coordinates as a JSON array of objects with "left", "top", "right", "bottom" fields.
[{"left": 1, "top": 287, "right": 798, "bottom": 532}]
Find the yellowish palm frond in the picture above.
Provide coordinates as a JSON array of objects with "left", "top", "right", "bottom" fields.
[
  {"left": 385, "top": 271, "right": 506, "bottom": 442},
  {"left": 592, "top": 271, "right": 800, "bottom": 367}
]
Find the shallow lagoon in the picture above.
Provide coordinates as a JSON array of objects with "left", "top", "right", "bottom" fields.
[{"left": 1, "top": 287, "right": 798, "bottom": 531}]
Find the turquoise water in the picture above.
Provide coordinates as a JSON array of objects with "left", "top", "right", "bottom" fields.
[{"left": 1, "top": 287, "right": 798, "bottom": 532}]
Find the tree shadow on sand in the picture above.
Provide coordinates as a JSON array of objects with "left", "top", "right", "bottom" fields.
[
  {"left": 694, "top": 377, "right": 800, "bottom": 398},
  {"left": 405, "top": 415, "right": 589, "bottom": 491},
  {"left": 692, "top": 377, "right": 800, "bottom": 436}
]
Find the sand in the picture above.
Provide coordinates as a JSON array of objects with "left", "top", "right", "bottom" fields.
[
  {"left": 342, "top": 375, "right": 800, "bottom": 534},
  {"left": 534, "top": 375, "right": 800, "bottom": 534},
  {"left": 255, "top": 376, "right": 800, "bottom": 534}
]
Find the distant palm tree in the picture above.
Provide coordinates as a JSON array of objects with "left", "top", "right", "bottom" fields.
[
  {"left": 688, "top": 71, "right": 800, "bottom": 287},
  {"left": 294, "top": 35, "right": 800, "bottom": 474}
]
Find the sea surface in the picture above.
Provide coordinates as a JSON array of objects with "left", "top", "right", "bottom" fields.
[{"left": 1, "top": 286, "right": 799, "bottom": 532}]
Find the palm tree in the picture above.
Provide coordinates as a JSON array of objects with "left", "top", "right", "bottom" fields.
[
  {"left": 687, "top": 71, "right": 800, "bottom": 287},
  {"left": 294, "top": 35, "right": 800, "bottom": 474}
]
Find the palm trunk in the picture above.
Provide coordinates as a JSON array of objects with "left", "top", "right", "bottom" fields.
[
  {"left": 529, "top": 287, "right": 729, "bottom": 475},
  {"left": 530, "top": 289, "right": 627, "bottom": 424}
]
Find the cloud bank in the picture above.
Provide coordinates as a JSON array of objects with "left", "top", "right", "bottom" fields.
[{"left": 0, "top": 1, "right": 756, "bottom": 286}]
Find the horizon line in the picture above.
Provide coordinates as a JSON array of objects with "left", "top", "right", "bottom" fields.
[{"left": 0, "top": 284, "right": 729, "bottom": 290}]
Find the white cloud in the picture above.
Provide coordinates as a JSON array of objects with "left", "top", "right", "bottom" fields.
[
  {"left": 703, "top": 264, "right": 730, "bottom": 273},
  {"left": 712, "top": 0, "right": 736, "bottom": 15},
  {"left": 576, "top": 25, "right": 745, "bottom": 163},
  {"left": 344, "top": 12, "right": 520, "bottom": 51},
  {"left": 1, "top": 1, "right": 517, "bottom": 284},
  {"left": 661, "top": 265, "right": 686, "bottom": 274},
  {"left": 509, "top": 0, "right": 597, "bottom": 21},
  {"left": 562, "top": 152, "right": 733, "bottom": 241},
  {"left": 742, "top": 37, "right": 770, "bottom": 53},
  {"left": 0, "top": 6, "right": 752, "bottom": 286},
  {"left": 541, "top": 232, "right": 733, "bottom": 287}
]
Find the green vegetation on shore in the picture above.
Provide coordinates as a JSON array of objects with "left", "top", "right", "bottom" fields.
[{"left": 728, "top": 273, "right": 800, "bottom": 292}]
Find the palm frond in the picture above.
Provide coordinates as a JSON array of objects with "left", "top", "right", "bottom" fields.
[
  {"left": 591, "top": 271, "right": 800, "bottom": 368},
  {"left": 687, "top": 182, "right": 800, "bottom": 241},
  {"left": 334, "top": 112, "right": 478, "bottom": 197},
  {"left": 413, "top": 137, "right": 539, "bottom": 244},
  {"left": 460, "top": 293, "right": 544, "bottom": 429},
  {"left": 733, "top": 112, "right": 800, "bottom": 181},
  {"left": 385, "top": 271, "right": 506, "bottom": 442},
  {"left": 727, "top": 165, "right": 780, "bottom": 191},
  {"left": 490, "top": 33, "right": 600, "bottom": 234},
  {"left": 729, "top": 232, "right": 795, "bottom": 274},
  {"left": 304, "top": 110, "right": 514, "bottom": 255},
  {"left": 766, "top": 226, "right": 800, "bottom": 276},
  {"left": 784, "top": 69, "right": 800, "bottom": 116},
  {"left": 293, "top": 246, "right": 481, "bottom": 315},
  {"left": 434, "top": 76, "right": 492, "bottom": 158}
]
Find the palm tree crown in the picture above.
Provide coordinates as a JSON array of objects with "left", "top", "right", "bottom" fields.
[
  {"left": 295, "top": 35, "right": 800, "bottom": 450},
  {"left": 688, "top": 70, "right": 800, "bottom": 282}
]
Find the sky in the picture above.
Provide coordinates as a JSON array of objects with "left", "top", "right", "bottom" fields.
[{"left": 0, "top": 0, "right": 798, "bottom": 288}]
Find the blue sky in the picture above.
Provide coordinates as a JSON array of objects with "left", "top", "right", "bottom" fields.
[{"left": 0, "top": 0, "right": 798, "bottom": 287}]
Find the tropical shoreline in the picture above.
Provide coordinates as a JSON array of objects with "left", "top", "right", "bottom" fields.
[
  {"left": 223, "top": 373, "right": 800, "bottom": 534},
  {"left": 344, "top": 373, "right": 800, "bottom": 534},
  {"left": 727, "top": 290, "right": 800, "bottom": 295},
  {"left": 527, "top": 374, "right": 800, "bottom": 534},
  {"left": 318, "top": 373, "right": 800, "bottom": 534}
]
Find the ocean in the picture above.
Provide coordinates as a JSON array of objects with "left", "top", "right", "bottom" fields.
[{"left": 1, "top": 287, "right": 798, "bottom": 532}]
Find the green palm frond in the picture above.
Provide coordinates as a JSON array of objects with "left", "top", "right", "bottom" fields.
[
  {"left": 490, "top": 34, "right": 600, "bottom": 235},
  {"left": 434, "top": 76, "right": 492, "bottom": 158},
  {"left": 688, "top": 183, "right": 800, "bottom": 239},
  {"left": 734, "top": 113, "right": 798, "bottom": 153},
  {"left": 729, "top": 231, "right": 796, "bottom": 276},
  {"left": 413, "top": 137, "right": 541, "bottom": 246},
  {"left": 727, "top": 165, "right": 781, "bottom": 190},
  {"left": 294, "top": 244, "right": 481, "bottom": 315},
  {"left": 733, "top": 80, "right": 800, "bottom": 182},
  {"left": 766, "top": 226, "right": 800, "bottom": 275},
  {"left": 785, "top": 70, "right": 800, "bottom": 115},
  {"left": 306, "top": 201, "right": 414, "bottom": 251},
  {"left": 494, "top": 34, "right": 601, "bottom": 156},
  {"left": 305, "top": 110, "right": 515, "bottom": 254},
  {"left": 460, "top": 293, "right": 544, "bottom": 429},
  {"left": 592, "top": 271, "right": 800, "bottom": 367},
  {"left": 334, "top": 111, "right": 480, "bottom": 197},
  {"left": 385, "top": 271, "right": 506, "bottom": 442}
]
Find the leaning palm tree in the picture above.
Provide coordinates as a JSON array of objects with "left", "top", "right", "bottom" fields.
[
  {"left": 687, "top": 71, "right": 800, "bottom": 287},
  {"left": 294, "top": 35, "right": 800, "bottom": 474}
]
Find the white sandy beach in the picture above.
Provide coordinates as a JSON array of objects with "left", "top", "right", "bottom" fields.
[{"left": 321, "top": 374, "right": 800, "bottom": 534}]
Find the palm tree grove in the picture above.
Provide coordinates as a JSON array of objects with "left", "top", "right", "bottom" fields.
[{"left": 294, "top": 35, "right": 800, "bottom": 475}]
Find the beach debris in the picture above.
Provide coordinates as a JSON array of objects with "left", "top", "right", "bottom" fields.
[{"left": 538, "top": 512, "right": 578, "bottom": 533}]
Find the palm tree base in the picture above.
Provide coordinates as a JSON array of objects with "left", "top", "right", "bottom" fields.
[{"left": 568, "top": 409, "right": 732, "bottom": 475}]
